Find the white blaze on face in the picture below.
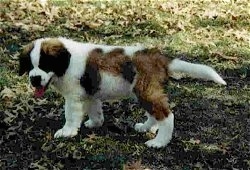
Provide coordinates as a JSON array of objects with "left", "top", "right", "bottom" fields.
[
  {"left": 30, "top": 39, "right": 43, "bottom": 67},
  {"left": 28, "top": 38, "right": 54, "bottom": 97}
]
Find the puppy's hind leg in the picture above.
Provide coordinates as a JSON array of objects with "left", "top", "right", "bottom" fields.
[
  {"left": 135, "top": 112, "right": 157, "bottom": 132},
  {"left": 145, "top": 112, "right": 174, "bottom": 148},
  {"left": 84, "top": 99, "right": 104, "bottom": 128},
  {"left": 135, "top": 88, "right": 174, "bottom": 148}
]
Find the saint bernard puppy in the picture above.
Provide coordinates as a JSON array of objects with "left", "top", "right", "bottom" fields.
[{"left": 18, "top": 37, "right": 226, "bottom": 148}]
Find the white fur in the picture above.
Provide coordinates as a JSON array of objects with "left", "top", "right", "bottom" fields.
[
  {"left": 169, "top": 59, "right": 226, "bottom": 85},
  {"left": 28, "top": 37, "right": 144, "bottom": 139},
  {"left": 145, "top": 112, "right": 174, "bottom": 148},
  {"left": 84, "top": 99, "right": 104, "bottom": 128},
  {"left": 29, "top": 68, "right": 54, "bottom": 87},
  {"left": 27, "top": 37, "right": 226, "bottom": 148},
  {"left": 94, "top": 72, "right": 134, "bottom": 100},
  {"left": 29, "top": 38, "right": 54, "bottom": 87},
  {"left": 30, "top": 38, "right": 45, "bottom": 67},
  {"left": 54, "top": 97, "right": 86, "bottom": 138},
  {"left": 150, "top": 124, "right": 159, "bottom": 134},
  {"left": 135, "top": 112, "right": 157, "bottom": 132}
]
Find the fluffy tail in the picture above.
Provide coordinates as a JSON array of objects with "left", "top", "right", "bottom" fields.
[{"left": 168, "top": 59, "right": 226, "bottom": 85}]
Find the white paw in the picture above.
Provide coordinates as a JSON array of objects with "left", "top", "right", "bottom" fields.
[
  {"left": 54, "top": 126, "right": 78, "bottom": 138},
  {"left": 145, "top": 138, "right": 170, "bottom": 148},
  {"left": 134, "top": 123, "right": 148, "bottom": 132},
  {"left": 84, "top": 119, "right": 103, "bottom": 128},
  {"left": 150, "top": 124, "right": 159, "bottom": 134}
]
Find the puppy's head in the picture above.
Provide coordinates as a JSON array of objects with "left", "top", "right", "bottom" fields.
[{"left": 19, "top": 38, "right": 71, "bottom": 97}]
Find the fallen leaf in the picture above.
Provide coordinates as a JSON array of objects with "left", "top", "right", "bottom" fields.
[
  {"left": 0, "top": 87, "right": 15, "bottom": 100},
  {"left": 123, "top": 159, "right": 150, "bottom": 170},
  {"left": 39, "top": 0, "right": 47, "bottom": 7},
  {"left": 189, "top": 138, "right": 201, "bottom": 145},
  {"left": 29, "top": 162, "right": 47, "bottom": 169},
  {"left": 203, "top": 9, "right": 218, "bottom": 19},
  {"left": 211, "top": 52, "right": 238, "bottom": 61},
  {"left": 84, "top": 133, "right": 99, "bottom": 143},
  {"left": 85, "top": 21, "right": 102, "bottom": 29},
  {"left": 3, "top": 111, "right": 17, "bottom": 124}
]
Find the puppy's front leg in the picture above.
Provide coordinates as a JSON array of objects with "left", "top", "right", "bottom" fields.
[{"left": 54, "top": 97, "right": 88, "bottom": 138}]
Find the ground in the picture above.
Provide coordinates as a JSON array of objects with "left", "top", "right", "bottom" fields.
[{"left": 0, "top": 0, "right": 249, "bottom": 169}]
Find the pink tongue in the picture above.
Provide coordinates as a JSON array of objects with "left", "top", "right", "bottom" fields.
[{"left": 34, "top": 87, "right": 45, "bottom": 98}]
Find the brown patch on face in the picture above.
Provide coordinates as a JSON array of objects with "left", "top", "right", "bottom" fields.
[
  {"left": 19, "top": 42, "right": 34, "bottom": 75},
  {"left": 133, "top": 48, "right": 171, "bottom": 120},
  {"left": 41, "top": 38, "right": 65, "bottom": 57},
  {"left": 87, "top": 48, "right": 131, "bottom": 76}
]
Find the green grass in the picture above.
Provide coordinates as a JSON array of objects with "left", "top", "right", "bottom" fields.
[
  {"left": 0, "top": 68, "right": 10, "bottom": 90},
  {"left": 2, "top": 0, "right": 249, "bottom": 69},
  {"left": 0, "top": 0, "right": 249, "bottom": 169}
]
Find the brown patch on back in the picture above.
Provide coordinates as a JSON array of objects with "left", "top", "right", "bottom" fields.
[
  {"left": 41, "top": 38, "right": 65, "bottom": 57},
  {"left": 87, "top": 47, "right": 171, "bottom": 120},
  {"left": 133, "top": 48, "right": 171, "bottom": 120},
  {"left": 87, "top": 48, "right": 131, "bottom": 76}
]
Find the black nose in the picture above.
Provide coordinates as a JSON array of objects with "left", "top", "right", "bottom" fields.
[{"left": 30, "top": 76, "right": 42, "bottom": 87}]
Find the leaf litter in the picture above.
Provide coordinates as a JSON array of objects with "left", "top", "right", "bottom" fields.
[{"left": 0, "top": 0, "right": 249, "bottom": 169}]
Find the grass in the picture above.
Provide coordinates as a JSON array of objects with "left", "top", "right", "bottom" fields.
[{"left": 0, "top": 0, "right": 249, "bottom": 169}]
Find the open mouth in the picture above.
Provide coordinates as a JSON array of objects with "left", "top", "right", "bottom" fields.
[
  {"left": 34, "top": 86, "right": 46, "bottom": 98},
  {"left": 34, "top": 78, "right": 52, "bottom": 98}
]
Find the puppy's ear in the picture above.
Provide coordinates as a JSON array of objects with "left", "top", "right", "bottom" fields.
[
  {"left": 41, "top": 39, "right": 71, "bottom": 77},
  {"left": 19, "top": 43, "right": 34, "bottom": 76}
]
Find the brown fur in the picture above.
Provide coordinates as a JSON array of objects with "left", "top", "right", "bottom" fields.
[
  {"left": 133, "top": 49, "right": 171, "bottom": 120},
  {"left": 41, "top": 38, "right": 65, "bottom": 57},
  {"left": 87, "top": 48, "right": 171, "bottom": 121},
  {"left": 22, "top": 42, "right": 34, "bottom": 55},
  {"left": 88, "top": 48, "right": 131, "bottom": 76}
]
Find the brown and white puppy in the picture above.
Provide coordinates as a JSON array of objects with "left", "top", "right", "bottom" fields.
[{"left": 19, "top": 37, "right": 226, "bottom": 148}]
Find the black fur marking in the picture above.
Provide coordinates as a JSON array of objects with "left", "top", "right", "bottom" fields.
[
  {"left": 19, "top": 55, "right": 33, "bottom": 76},
  {"left": 121, "top": 61, "right": 136, "bottom": 83},
  {"left": 19, "top": 45, "right": 34, "bottom": 76},
  {"left": 80, "top": 63, "right": 101, "bottom": 96},
  {"left": 40, "top": 47, "right": 71, "bottom": 77},
  {"left": 30, "top": 75, "right": 42, "bottom": 87}
]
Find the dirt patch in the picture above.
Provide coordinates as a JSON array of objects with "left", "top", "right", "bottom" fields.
[{"left": 0, "top": 75, "right": 249, "bottom": 169}]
